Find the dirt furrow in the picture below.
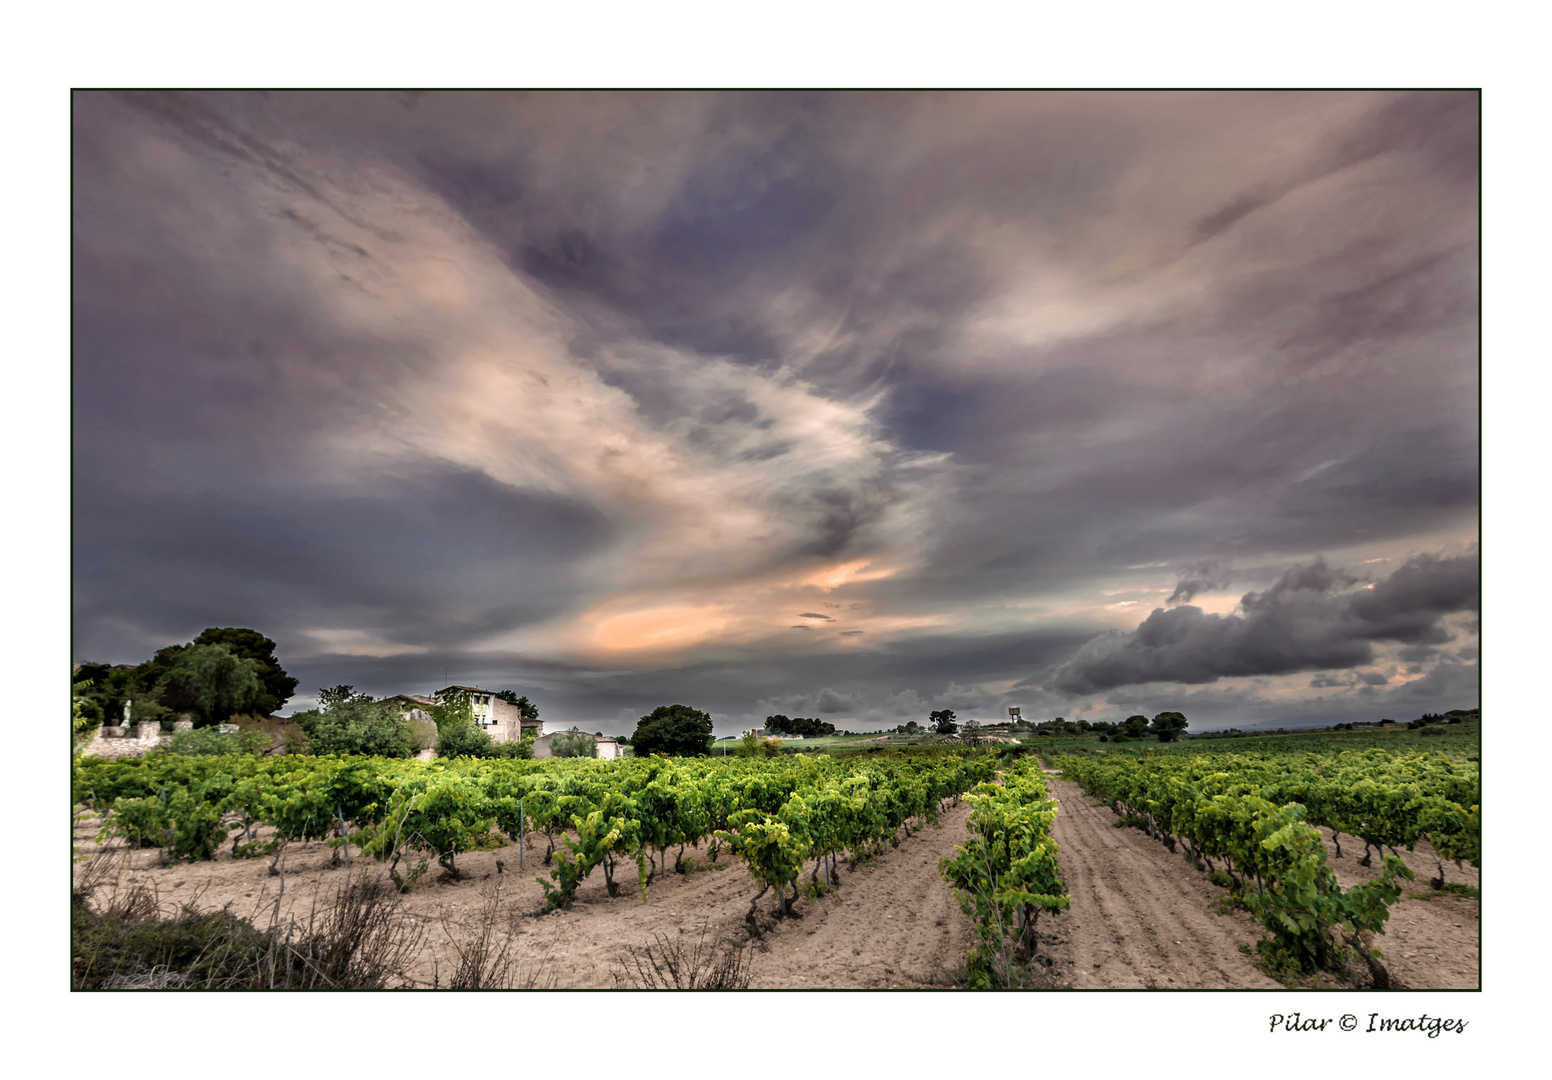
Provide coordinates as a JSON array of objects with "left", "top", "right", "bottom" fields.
[
  {"left": 1035, "top": 771, "right": 1479, "bottom": 990},
  {"left": 1038, "top": 774, "right": 1282, "bottom": 989},
  {"left": 74, "top": 800, "right": 982, "bottom": 989}
]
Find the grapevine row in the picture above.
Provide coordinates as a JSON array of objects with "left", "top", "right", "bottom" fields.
[
  {"left": 938, "top": 757, "right": 1068, "bottom": 987},
  {"left": 75, "top": 750, "right": 998, "bottom": 914},
  {"left": 1056, "top": 751, "right": 1429, "bottom": 973}
]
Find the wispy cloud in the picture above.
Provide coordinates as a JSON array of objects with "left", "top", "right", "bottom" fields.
[{"left": 72, "top": 91, "right": 1478, "bottom": 729}]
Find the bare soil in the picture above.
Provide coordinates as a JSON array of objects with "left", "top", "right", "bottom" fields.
[
  {"left": 1037, "top": 772, "right": 1479, "bottom": 990},
  {"left": 72, "top": 804, "right": 979, "bottom": 989},
  {"left": 71, "top": 773, "right": 1478, "bottom": 990}
]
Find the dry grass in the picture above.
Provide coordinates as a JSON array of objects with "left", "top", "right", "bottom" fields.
[
  {"left": 71, "top": 838, "right": 558, "bottom": 989},
  {"left": 614, "top": 920, "right": 755, "bottom": 989},
  {"left": 431, "top": 877, "right": 557, "bottom": 989}
]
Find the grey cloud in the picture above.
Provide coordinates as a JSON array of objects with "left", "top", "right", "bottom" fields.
[
  {"left": 1167, "top": 559, "right": 1235, "bottom": 606},
  {"left": 1309, "top": 668, "right": 1391, "bottom": 689},
  {"left": 1192, "top": 190, "right": 1275, "bottom": 245},
  {"left": 107, "top": 91, "right": 402, "bottom": 244},
  {"left": 73, "top": 92, "right": 1476, "bottom": 732},
  {"left": 1048, "top": 552, "right": 1477, "bottom": 694},
  {"left": 73, "top": 461, "right": 613, "bottom": 663}
]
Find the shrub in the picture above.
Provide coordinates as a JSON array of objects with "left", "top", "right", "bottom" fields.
[
  {"left": 734, "top": 732, "right": 783, "bottom": 758},
  {"left": 407, "top": 719, "right": 438, "bottom": 752},
  {"left": 297, "top": 696, "right": 415, "bottom": 757},
  {"left": 436, "top": 722, "right": 495, "bottom": 759},
  {"left": 487, "top": 735, "right": 535, "bottom": 760},
  {"left": 616, "top": 921, "right": 754, "bottom": 989},
  {"left": 72, "top": 873, "right": 426, "bottom": 989},
  {"left": 550, "top": 730, "right": 598, "bottom": 759},
  {"left": 163, "top": 728, "right": 271, "bottom": 757}
]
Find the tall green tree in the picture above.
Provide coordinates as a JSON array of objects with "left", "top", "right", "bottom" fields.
[
  {"left": 494, "top": 690, "right": 539, "bottom": 720},
  {"left": 1149, "top": 711, "right": 1189, "bottom": 742},
  {"left": 154, "top": 643, "right": 264, "bottom": 727},
  {"left": 632, "top": 704, "right": 714, "bottom": 757},
  {"left": 1122, "top": 714, "right": 1151, "bottom": 738},
  {"left": 929, "top": 709, "right": 958, "bottom": 734},
  {"left": 317, "top": 684, "right": 363, "bottom": 711},
  {"left": 191, "top": 627, "right": 298, "bottom": 714},
  {"left": 71, "top": 662, "right": 141, "bottom": 726}
]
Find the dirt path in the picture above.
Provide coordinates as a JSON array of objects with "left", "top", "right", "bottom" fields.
[
  {"left": 742, "top": 803, "right": 976, "bottom": 989},
  {"left": 1035, "top": 771, "right": 1479, "bottom": 989},
  {"left": 1037, "top": 774, "right": 1282, "bottom": 988},
  {"left": 73, "top": 801, "right": 981, "bottom": 989}
]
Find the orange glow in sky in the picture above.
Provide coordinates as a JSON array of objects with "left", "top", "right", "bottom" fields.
[{"left": 590, "top": 606, "right": 731, "bottom": 652}]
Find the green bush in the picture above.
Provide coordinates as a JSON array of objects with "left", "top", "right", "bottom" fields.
[
  {"left": 407, "top": 719, "right": 438, "bottom": 752},
  {"left": 488, "top": 735, "right": 535, "bottom": 760},
  {"left": 436, "top": 722, "right": 495, "bottom": 759},
  {"left": 550, "top": 730, "right": 597, "bottom": 759},
  {"left": 295, "top": 696, "right": 415, "bottom": 757},
  {"left": 163, "top": 728, "right": 271, "bottom": 757}
]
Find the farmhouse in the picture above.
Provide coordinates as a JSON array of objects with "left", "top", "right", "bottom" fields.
[{"left": 418, "top": 686, "right": 542, "bottom": 744}]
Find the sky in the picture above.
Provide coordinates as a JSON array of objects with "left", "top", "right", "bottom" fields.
[{"left": 71, "top": 90, "right": 1479, "bottom": 735}]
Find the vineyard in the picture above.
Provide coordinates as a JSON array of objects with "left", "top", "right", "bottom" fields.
[
  {"left": 1048, "top": 744, "right": 1479, "bottom": 981},
  {"left": 72, "top": 734, "right": 1479, "bottom": 989}
]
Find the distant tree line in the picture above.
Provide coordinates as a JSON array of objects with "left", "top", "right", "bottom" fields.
[{"left": 763, "top": 714, "right": 835, "bottom": 738}]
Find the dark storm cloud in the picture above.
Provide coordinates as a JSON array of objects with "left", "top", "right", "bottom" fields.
[
  {"left": 72, "top": 91, "right": 1477, "bottom": 728},
  {"left": 72, "top": 459, "right": 613, "bottom": 662},
  {"left": 1048, "top": 551, "right": 1478, "bottom": 695}
]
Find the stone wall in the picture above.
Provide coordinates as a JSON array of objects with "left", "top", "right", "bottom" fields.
[{"left": 79, "top": 715, "right": 193, "bottom": 759}]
